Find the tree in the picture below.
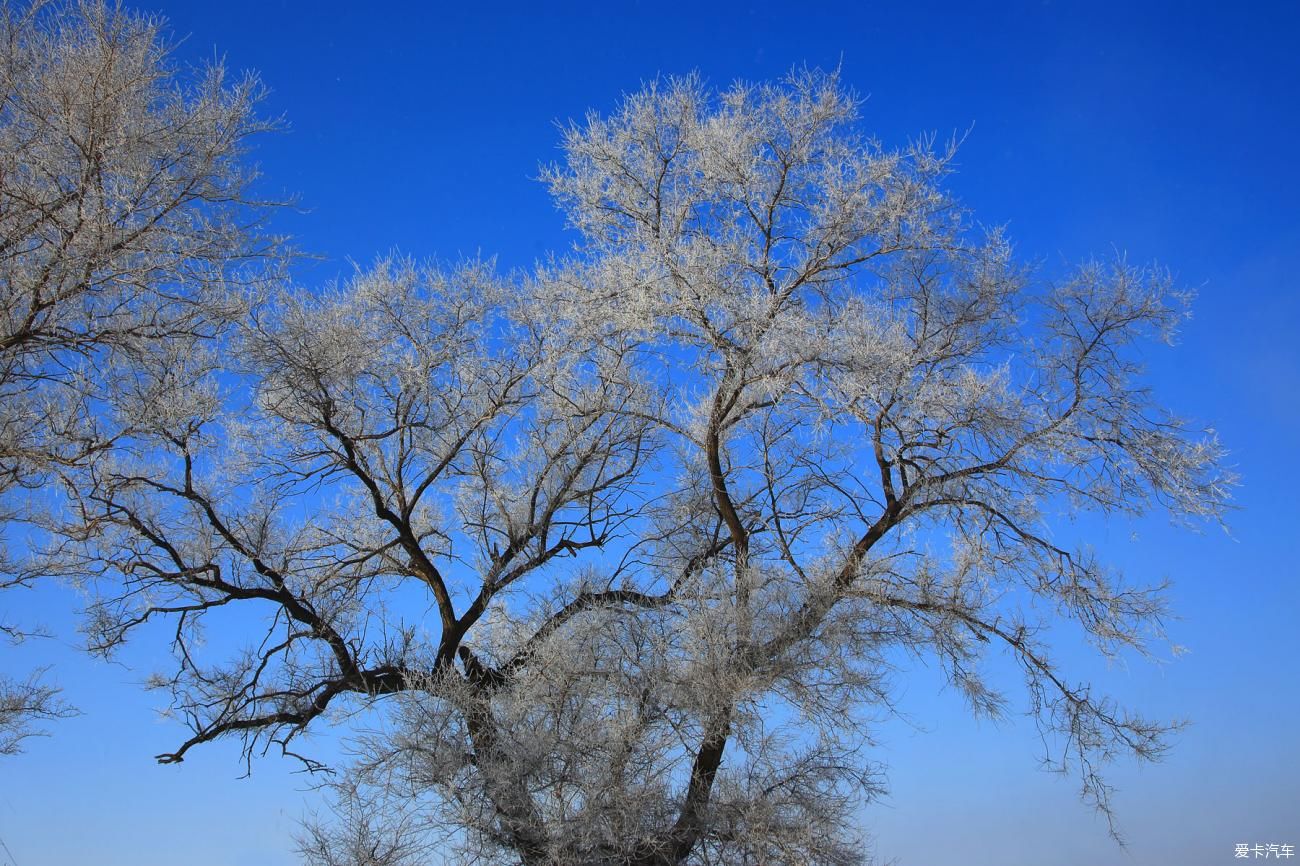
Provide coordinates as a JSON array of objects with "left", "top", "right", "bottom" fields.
[
  {"left": 0, "top": 0, "right": 277, "bottom": 752},
  {"left": 0, "top": 667, "right": 68, "bottom": 755},
  {"left": 35, "top": 71, "right": 1230, "bottom": 864}
]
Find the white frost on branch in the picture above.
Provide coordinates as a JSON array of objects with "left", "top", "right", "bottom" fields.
[{"left": 24, "top": 66, "right": 1233, "bottom": 864}]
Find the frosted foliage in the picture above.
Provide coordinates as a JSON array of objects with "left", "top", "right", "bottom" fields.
[
  {"left": 0, "top": 0, "right": 275, "bottom": 490},
  {"left": 0, "top": 0, "right": 277, "bottom": 753},
  {"left": 35, "top": 71, "right": 1231, "bottom": 864},
  {"left": 0, "top": 668, "right": 72, "bottom": 755}
]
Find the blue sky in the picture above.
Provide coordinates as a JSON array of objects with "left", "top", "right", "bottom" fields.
[{"left": 2, "top": 1, "right": 1298, "bottom": 864}]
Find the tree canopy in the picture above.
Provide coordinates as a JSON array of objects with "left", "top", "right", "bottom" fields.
[
  {"left": 0, "top": 0, "right": 276, "bottom": 754},
  {"left": 3, "top": 6, "right": 1232, "bottom": 864}
]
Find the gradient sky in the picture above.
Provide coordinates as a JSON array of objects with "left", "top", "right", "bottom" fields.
[{"left": 2, "top": 2, "right": 1298, "bottom": 865}]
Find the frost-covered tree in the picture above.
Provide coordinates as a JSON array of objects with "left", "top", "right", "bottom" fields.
[
  {"left": 37, "top": 72, "right": 1230, "bottom": 864},
  {"left": 0, "top": 0, "right": 277, "bottom": 751}
]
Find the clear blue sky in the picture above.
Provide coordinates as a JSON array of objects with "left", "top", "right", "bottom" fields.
[{"left": 2, "top": 2, "right": 1298, "bottom": 864}]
